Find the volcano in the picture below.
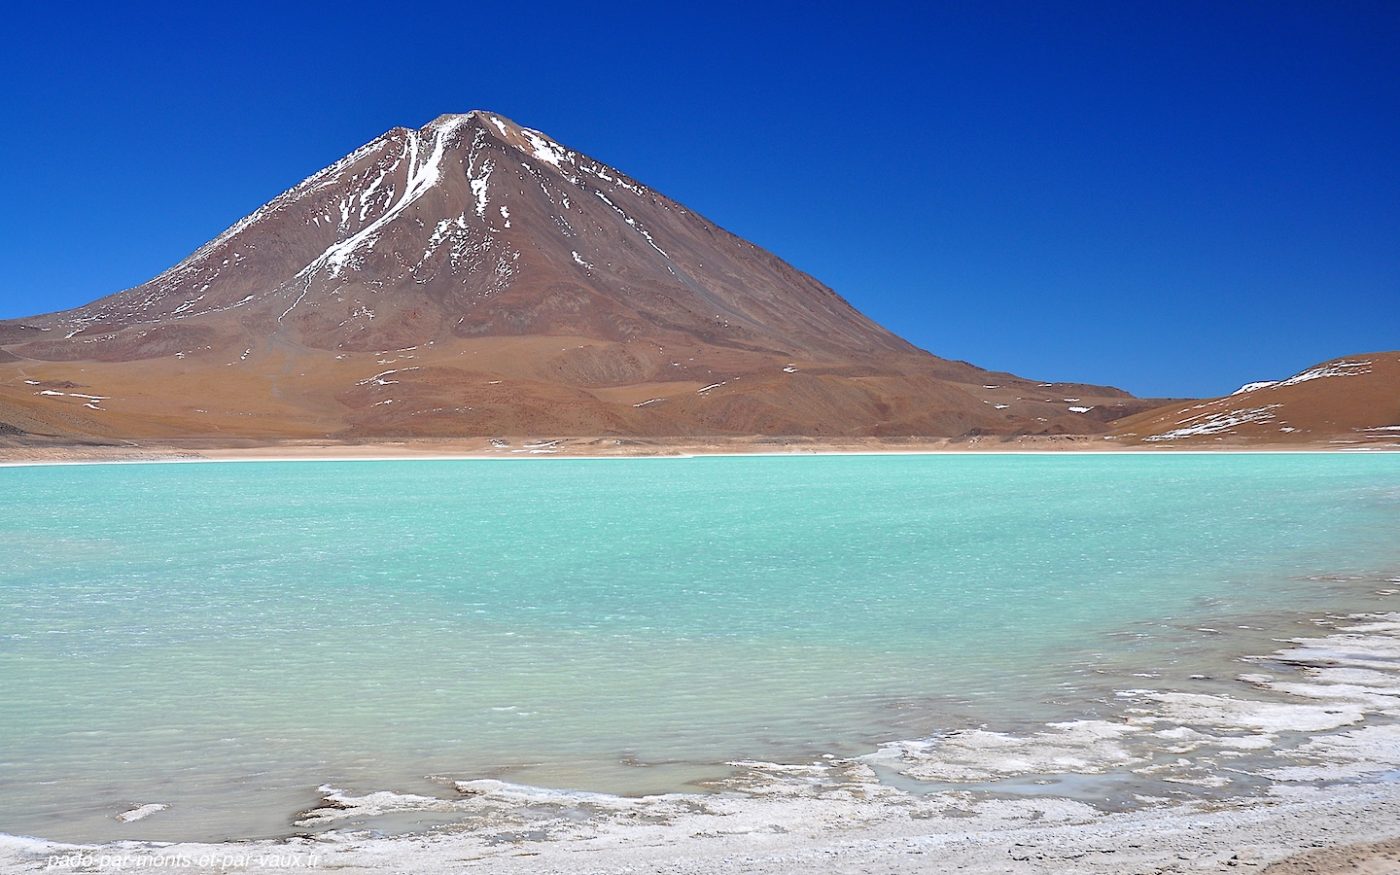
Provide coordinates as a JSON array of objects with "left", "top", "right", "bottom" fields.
[{"left": 0, "top": 112, "right": 1161, "bottom": 445}]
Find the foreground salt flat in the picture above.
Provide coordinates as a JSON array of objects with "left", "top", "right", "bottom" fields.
[
  {"left": 7, "top": 611, "right": 1400, "bottom": 874},
  {"left": 5, "top": 785, "right": 1399, "bottom": 874}
]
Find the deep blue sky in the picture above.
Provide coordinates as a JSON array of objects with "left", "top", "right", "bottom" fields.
[{"left": 1, "top": 1, "right": 1396, "bottom": 397}]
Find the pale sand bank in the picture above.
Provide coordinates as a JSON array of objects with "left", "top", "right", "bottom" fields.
[
  {"left": 1264, "top": 836, "right": 1400, "bottom": 875},
  {"left": 2, "top": 433, "right": 1396, "bottom": 467}
]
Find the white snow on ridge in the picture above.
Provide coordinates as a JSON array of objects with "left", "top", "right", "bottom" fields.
[
  {"left": 520, "top": 129, "right": 570, "bottom": 166},
  {"left": 72, "top": 129, "right": 405, "bottom": 332},
  {"left": 471, "top": 162, "right": 493, "bottom": 218},
  {"left": 298, "top": 116, "right": 472, "bottom": 285},
  {"left": 578, "top": 161, "right": 646, "bottom": 196},
  {"left": 358, "top": 167, "right": 390, "bottom": 222},
  {"left": 594, "top": 191, "right": 669, "bottom": 258},
  {"left": 1144, "top": 404, "right": 1282, "bottom": 442},
  {"left": 1232, "top": 380, "right": 1280, "bottom": 395},
  {"left": 1280, "top": 359, "right": 1372, "bottom": 386},
  {"left": 154, "top": 134, "right": 395, "bottom": 289},
  {"left": 1229, "top": 360, "right": 1374, "bottom": 396}
]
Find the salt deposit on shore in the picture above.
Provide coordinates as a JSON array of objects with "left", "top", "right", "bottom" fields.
[{"left": 6, "top": 613, "right": 1400, "bottom": 873}]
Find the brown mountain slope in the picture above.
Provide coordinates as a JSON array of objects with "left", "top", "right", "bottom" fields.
[
  {"left": 0, "top": 111, "right": 1161, "bottom": 444},
  {"left": 1114, "top": 353, "right": 1400, "bottom": 447}
]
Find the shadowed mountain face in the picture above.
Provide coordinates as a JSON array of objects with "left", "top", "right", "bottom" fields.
[{"left": 0, "top": 112, "right": 1161, "bottom": 443}]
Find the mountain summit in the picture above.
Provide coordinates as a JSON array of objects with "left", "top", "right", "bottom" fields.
[{"left": 0, "top": 112, "right": 1158, "bottom": 442}]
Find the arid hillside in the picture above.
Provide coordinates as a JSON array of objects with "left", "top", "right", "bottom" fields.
[{"left": 1115, "top": 353, "right": 1400, "bottom": 447}]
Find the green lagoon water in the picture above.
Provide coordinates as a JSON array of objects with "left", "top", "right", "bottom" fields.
[{"left": 2, "top": 453, "right": 1399, "bottom": 841}]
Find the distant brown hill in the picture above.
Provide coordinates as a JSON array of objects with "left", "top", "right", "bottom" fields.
[
  {"left": 0, "top": 111, "right": 1163, "bottom": 445},
  {"left": 1115, "top": 353, "right": 1400, "bottom": 447}
]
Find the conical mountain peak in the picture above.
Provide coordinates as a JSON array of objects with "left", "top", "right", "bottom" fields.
[{"left": 0, "top": 114, "right": 1162, "bottom": 442}]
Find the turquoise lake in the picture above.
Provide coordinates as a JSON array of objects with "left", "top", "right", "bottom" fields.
[{"left": 2, "top": 453, "right": 1398, "bottom": 841}]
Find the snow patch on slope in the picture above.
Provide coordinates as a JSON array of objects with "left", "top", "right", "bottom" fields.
[
  {"left": 520, "top": 129, "right": 570, "bottom": 166},
  {"left": 1231, "top": 380, "right": 1279, "bottom": 395},
  {"left": 1230, "top": 360, "right": 1372, "bottom": 396},
  {"left": 1144, "top": 405, "right": 1282, "bottom": 442},
  {"left": 1280, "top": 359, "right": 1372, "bottom": 386},
  {"left": 305, "top": 115, "right": 471, "bottom": 281}
]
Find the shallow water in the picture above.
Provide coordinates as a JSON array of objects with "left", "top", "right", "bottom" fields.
[{"left": 1, "top": 453, "right": 1397, "bottom": 841}]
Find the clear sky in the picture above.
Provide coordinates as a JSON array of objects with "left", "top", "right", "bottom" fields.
[{"left": 1, "top": 1, "right": 1395, "bottom": 397}]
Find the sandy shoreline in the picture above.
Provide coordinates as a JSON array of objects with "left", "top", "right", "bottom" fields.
[{"left": 2, "top": 434, "right": 1397, "bottom": 467}]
